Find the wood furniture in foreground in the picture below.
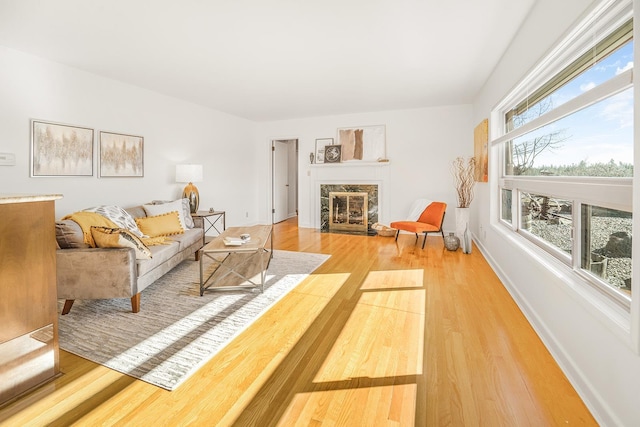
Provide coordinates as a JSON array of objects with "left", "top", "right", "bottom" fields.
[
  {"left": 0, "top": 193, "right": 62, "bottom": 406},
  {"left": 199, "top": 224, "right": 272, "bottom": 295}
]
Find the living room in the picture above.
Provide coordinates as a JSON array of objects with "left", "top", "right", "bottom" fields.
[{"left": 1, "top": 0, "right": 639, "bottom": 426}]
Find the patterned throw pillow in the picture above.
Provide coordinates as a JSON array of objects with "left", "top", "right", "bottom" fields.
[
  {"left": 90, "top": 226, "right": 152, "bottom": 260},
  {"left": 135, "top": 211, "right": 184, "bottom": 237},
  {"left": 84, "top": 205, "right": 145, "bottom": 237}
]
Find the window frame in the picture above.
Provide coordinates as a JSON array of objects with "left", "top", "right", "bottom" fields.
[{"left": 492, "top": 0, "right": 634, "bottom": 311}]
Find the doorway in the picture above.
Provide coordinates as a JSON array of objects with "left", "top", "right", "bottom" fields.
[{"left": 271, "top": 139, "right": 298, "bottom": 224}]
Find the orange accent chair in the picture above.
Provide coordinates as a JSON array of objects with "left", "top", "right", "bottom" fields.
[{"left": 390, "top": 202, "right": 447, "bottom": 249}]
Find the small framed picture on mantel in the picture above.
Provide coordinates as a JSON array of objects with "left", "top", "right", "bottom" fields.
[{"left": 314, "top": 138, "right": 333, "bottom": 164}]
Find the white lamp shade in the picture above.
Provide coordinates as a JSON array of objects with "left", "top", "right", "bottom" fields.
[{"left": 176, "top": 164, "right": 203, "bottom": 183}]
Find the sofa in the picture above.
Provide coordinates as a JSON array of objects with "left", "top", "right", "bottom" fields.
[{"left": 55, "top": 199, "right": 204, "bottom": 314}]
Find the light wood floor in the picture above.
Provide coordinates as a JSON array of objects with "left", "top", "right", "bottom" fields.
[{"left": 0, "top": 218, "right": 597, "bottom": 426}]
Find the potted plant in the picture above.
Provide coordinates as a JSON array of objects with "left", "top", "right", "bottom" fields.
[{"left": 451, "top": 156, "right": 476, "bottom": 253}]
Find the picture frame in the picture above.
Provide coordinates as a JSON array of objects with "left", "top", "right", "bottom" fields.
[
  {"left": 99, "top": 131, "right": 144, "bottom": 177},
  {"left": 314, "top": 138, "right": 333, "bottom": 164},
  {"left": 324, "top": 144, "right": 342, "bottom": 163},
  {"left": 31, "top": 119, "right": 94, "bottom": 177},
  {"left": 474, "top": 119, "right": 489, "bottom": 182},
  {"left": 336, "top": 124, "right": 386, "bottom": 162}
]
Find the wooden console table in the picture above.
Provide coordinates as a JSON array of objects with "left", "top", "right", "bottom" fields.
[
  {"left": 0, "top": 193, "right": 62, "bottom": 405},
  {"left": 198, "top": 225, "right": 272, "bottom": 295}
]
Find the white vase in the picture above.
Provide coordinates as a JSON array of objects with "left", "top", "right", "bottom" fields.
[
  {"left": 462, "top": 223, "right": 472, "bottom": 254},
  {"left": 455, "top": 207, "right": 470, "bottom": 241}
]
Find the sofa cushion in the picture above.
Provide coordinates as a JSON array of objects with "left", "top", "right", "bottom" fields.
[
  {"left": 125, "top": 205, "right": 147, "bottom": 219},
  {"left": 150, "top": 198, "right": 195, "bottom": 228},
  {"left": 135, "top": 211, "right": 184, "bottom": 237},
  {"left": 56, "top": 219, "right": 90, "bottom": 249},
  {"left": 171, "top": 227, "right": 203, "bottom": 251},
  {"left": 91, "top": 226, "right": 152, "bottom": 260},
  {"left": 136, "top": 241, "right": 180, "bottom": 277},
  {"left": 143, "top": 199, "right": 191, "bottom": 230}
]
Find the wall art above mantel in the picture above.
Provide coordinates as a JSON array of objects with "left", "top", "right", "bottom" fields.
[{"left": 337, "top": 124, "right": 386, "bottom": 162}]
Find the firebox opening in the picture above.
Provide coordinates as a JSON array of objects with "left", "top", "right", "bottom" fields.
[
  {"left": 320, "top": 184, "right": 378, "bottom": 235},
  {"left": 329, "top": 192, "right": 368, "bottom": 233}
]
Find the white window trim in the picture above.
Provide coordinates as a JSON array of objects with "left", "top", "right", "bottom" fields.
[{"left": 489, "top": 0, "right": 635, "bottom": 345}]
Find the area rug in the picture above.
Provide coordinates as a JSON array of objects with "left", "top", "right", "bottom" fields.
[{"left": 57, "top": 250, "right": 330, "bottom": 391}]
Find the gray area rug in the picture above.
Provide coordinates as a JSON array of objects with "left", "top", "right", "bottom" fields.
[{"left": 57, "top": 250, "right": 330, "bottom": 391}]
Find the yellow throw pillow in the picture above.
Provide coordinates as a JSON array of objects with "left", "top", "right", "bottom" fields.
[
  {"left": 135, "top": 211, "right": 184, "bottom": 237},
  {"left": 91, "top": 226, "right": 152, "bottom": 260}
]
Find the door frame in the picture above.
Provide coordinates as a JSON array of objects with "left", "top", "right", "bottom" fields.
[{"left": 270, "top": 138, "right": 299, "bottom": 224}]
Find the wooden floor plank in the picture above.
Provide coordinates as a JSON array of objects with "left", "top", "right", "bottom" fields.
[{"left": 0, "top": 218, "right": 597, "bottom": 426}]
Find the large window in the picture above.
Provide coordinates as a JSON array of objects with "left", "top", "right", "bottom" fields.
[{"left": 494, "top": 2, "right": 633, "bottom": 308}]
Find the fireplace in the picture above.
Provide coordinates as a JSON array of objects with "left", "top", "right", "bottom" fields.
[
  {"left": 320, "top": 184, "right": 378, "bottom": 235},
  {"left": 329, "top": 192, "right": 368, "bottom": 233}
]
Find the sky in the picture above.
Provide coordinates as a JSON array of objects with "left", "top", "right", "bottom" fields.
[{"left": 514, "top": 40, "right": 634, "bottom": 168}]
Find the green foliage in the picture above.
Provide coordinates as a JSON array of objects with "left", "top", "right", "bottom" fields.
[{"left": 518, "top": 159, "right": 633, "bottom": 177}]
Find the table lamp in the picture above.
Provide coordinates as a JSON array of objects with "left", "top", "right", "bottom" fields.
[{"left": 176, "top": 164, "right": 203, "bottom": 213}]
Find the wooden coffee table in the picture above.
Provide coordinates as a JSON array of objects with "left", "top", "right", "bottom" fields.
[{"left": 198, "top": 224, "right": 273, "bottom": 295}]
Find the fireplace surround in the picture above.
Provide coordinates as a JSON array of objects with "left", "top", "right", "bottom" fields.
[{"left": 308, "top": 161, "right": 389, "bottom": 232}]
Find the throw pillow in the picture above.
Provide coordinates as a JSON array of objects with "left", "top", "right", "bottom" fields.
[
  {"left": 135, "top": 211, "right": 184, "bottom": 237},
  {"left": 143, "top": 199, "right": 192, "bottom": 230},
  {"left": 150, "top": 198, "right": 194, "bottom": 228},
  {"left": 55, "top": 219, "right": 91, "bottom": 249},
  {"left": 90, "top": 226, "right": 152, "bottom": 260},
  {"left": 83, "top": 205, "right": 145, "bottom": 237}
]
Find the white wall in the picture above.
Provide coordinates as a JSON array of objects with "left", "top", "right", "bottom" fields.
[
  {"left": 473, "top": 0, "right": 640, "bottom": 426},
  {"left": 255, "top": 105, "right": 473, "bottom": 230},
  {"left": 0, "top": 46, "right": 259, "bottom": 226}
]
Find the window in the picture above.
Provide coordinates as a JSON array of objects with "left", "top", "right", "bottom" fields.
[
  {"left": 520, "top": 192, "right": 573, "bottom": 260},
  {"left": 500, "top": 188, "right": 512, "bottom": 224},
  {"left": 581, "top": 205, "right": 632, "bottom": 299},
  {"left": 493, "top": 2, "right": 633, "bottom": 309}
]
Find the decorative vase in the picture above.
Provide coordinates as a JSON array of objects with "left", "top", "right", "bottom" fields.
[
  {"left": 444, "top": 232, "right": 460, "bottom": 251},
  {"left": 462, "top": 223, "right": 472, "bottom": 254},
  {"left": 455, "top": 207, "right": 470, "bottom": 241}
]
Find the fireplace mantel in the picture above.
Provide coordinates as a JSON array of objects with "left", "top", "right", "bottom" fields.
[{"left": 309, "top": 161, "right": 390, "bottom": 230}]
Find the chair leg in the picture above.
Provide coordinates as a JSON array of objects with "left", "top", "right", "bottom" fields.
[
  {"left": 422, "top": 232, "right": 428, "bottom": 249},
  {"left": 395, "top": 230, "right": 400, "bottom": 241}
]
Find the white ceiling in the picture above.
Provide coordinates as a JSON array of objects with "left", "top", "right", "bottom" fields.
[{"left": 0, "top": 0, "right": 535, "bottom": 121}]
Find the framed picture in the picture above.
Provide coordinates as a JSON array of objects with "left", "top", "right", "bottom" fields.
[
  {"left": 31, "top": 119, "right": 94, "bottom": 177},
  {"left": 99, "top": 131, "right": 144, "bottom": 177},
  {"left": 474, "top": 119, "right": 489, "bottom": 182},
  {"left": 337, "top": 125, "right": 386, "bottom": 162},
  {"left": 324, "top": 144, "right": 342, "bottom": 163},
  {"left": 314, "top": 138, "right": 333, "bottom": 164}
]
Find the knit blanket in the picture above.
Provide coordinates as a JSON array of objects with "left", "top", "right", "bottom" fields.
[{"left": 62, "top": 211, "right": 119, "bottom": 247}]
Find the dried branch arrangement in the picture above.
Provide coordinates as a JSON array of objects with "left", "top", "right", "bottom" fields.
[{"left": 451, "top": 156, "right": 477, "bottom": 208}]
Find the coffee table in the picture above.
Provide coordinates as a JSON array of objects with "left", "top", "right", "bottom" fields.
[{"left": 198, "top": 224, "right": 273, "bottom": 295}]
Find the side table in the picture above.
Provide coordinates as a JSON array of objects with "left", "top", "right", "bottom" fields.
[{"left": 192, "top": 210, "right": 226, "bottom": 246}]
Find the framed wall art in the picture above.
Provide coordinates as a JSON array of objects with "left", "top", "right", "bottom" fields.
[
  {"left": 31, "top": 119, "right": 94, "bottom": 177},
  {"left": 314, "top": 138, "right": 333, "bottom": 164},
  {"left": 474, "top": 119, "right": 488, "bottom": 183},
  {"left": 99, "top": 131, "right": 144, "bottom": 177},
  {"left": 324, "top": 144, "right": 342, "bottom": 163},
  {"left": 337, "top": 125, "right": 386, "bottom": 162}
]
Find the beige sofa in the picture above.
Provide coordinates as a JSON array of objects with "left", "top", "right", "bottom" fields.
[{"left": 55, "top": 202, "right": 204, "bottom": 314}]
